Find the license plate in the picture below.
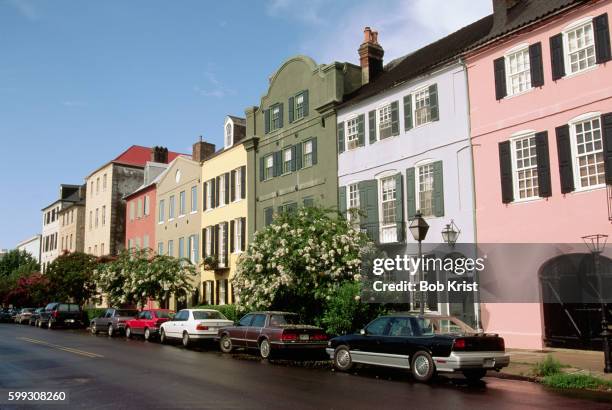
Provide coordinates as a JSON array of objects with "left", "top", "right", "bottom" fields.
[
  {"left": 299, "top": 334, "right": 309, "bottom": 341},
  {"left": 483, "top": 358, "right": 494, "bottom": 368}
]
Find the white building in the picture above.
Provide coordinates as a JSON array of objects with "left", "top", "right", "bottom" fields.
[{"left": 16, "top": 235, "right": 42, "bottom": 264}]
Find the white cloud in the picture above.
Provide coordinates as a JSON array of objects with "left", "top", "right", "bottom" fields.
[
  {"left": 5, "top": 0, "right": 40, "bottom": 21},
  {"left": 194, "top": 70, "right": 236, "bottom": 98},
  {"left": 266, "top": 0, "right": 326, "bottom": 25}
]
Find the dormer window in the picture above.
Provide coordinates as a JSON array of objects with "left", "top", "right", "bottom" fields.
[{"left": 225, "top": 121, "right": 233, "bottom": 149}]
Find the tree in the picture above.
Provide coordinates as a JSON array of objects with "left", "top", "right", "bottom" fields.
[
  {"left": 95, "top": 248, "right": 197, "bottom": 307},
  {"left": 232, "top": 207, "right": 372, "bottom": 324},
  {"left": 45, "top": 252, "right": 98, "bottom": 305},
  {"left": 0, "top": 249, "right": 39, "bottom": 305},
  {"left": 4, "top": 272, "right": 50, "bottom": 307}
]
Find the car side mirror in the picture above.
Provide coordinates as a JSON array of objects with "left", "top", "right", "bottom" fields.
[{"left": 360, "top": 328, "right": 367, "bottom": 335}]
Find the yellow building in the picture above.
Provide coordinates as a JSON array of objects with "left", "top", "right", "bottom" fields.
[{"left": 200, "top": 116, "right": 248, "bottom": 305}]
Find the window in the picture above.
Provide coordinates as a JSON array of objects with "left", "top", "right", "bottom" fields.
[
  {"left": 103, "top": 173, "right": 107, "bottom": 191},
  {"left": 572, "top": 116, "right": 604, "bottom": 188},
  {"left": 158, "top": 242, "right": 164, "bottom": 255},
  {"left": 189, "top": 234, "right": 198, "bottom": 263},
  {"left": 346, "top": 117, "right": 359, "bottom": 150},
  {"left": 102, "top": 205, "right": 106, "bottom": 226},
  {"left": 144, "top": 195, "right": 150, "bottom": 216},
  {"left": 295, "top": 93, "right": 305, "bottom": 120},
  {"left": 191, "top": 186, "right": 197, "bottom": 212},
  {"left": 178, "top": 237, "right": 185, "bottom": 258},
  {"left": 417, "top": 164, "right": 434, "bottom": 217},
  {"left": 365, "top": 317, "right": 390, "bottom": 336},
  {"left": 219, "top": 224, "right": 227, "bottom": 267},
  {"left": 169, "top": 195, "right": 175, "bottom": 219},
  {"left": 512, "top": 135, "right": 539, "bottom": 199},
  {"left": 235, "top": 167, "right": 242, "bottom": 201},
  {"left": 234, "top": 218, "right": 243, "bottom": 253},
  {"left": 219, "top": 280, "right": 227, "bottom": 305},
  {"left": 96, "top": 178, "right": 99, "bottom": 194},
  {"left": 283, "top": 147, "right": 292, "bottom": 174},
  {"left": 225, "top": 123, "right": 232, "bottom": 148},
  {"left": 271, "top": 105, "right": 281, "bottom": 130},
  {"left": 251, "top": 314, "right": 266, "bottom": 327},
  {"left": 381, "top": 177, "right": 396, "bottom": 226},
  {"left": 205, "top": 180, "right": 212, "bottom": 209},
  {"left": 505, "top": 47, "right": 531, "bottom": 95},
  {"left": 137, "top": 199, "right": 142, "bottom": 218},
  {"left": 205, "top": 226, "right": 212, "bottom": 257},
  {"left": 101, "top": 243, "right": 105, "bottom": 255},
  {"left": 565, "top": 21, "right": 596, "bottom": 74},
  {"left": 167, "top": 240, "right": 174, "bottom": 256},
  {"left": 95, "top": 208, "right": 99, "bottom": 227},
  {"left": 414, "top": 88, "right": 432, "bottom": 126},
  {"left": 89, "top": 211, "right": 92, "bottom": 229},
  {"left": 348, "top": 183, "right": 359, "bottom": 222},
  {"left": 70, "top": 209, "right": 74, "bottom": 224},
  {"left": 159, "top": 199, "right": 165, "bottom": 223},
  {"left": 179, "top": 191, "right": 186, "bottom": 215},
  {"left": 130, "top": 202, "right": 135, "bottom": 221},
  {"left": 264, "top": 155, "right": 274, "bottom": 180},
  {"left": 378, "top": 104, "right": 392, "bottom": 139},
  {"left": 303, "top": 140, "right": 313, "bottom": 168},
  {"left": 219, "top": 175, "right": 226, "bottom": 206}
]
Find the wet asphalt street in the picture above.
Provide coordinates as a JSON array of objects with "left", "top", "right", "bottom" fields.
[{"left": 0, "top": 323, "right": 611, "bottom": 410}]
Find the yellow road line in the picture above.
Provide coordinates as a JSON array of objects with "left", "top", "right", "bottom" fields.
[{"left": 18, "top": 337, "right": 104, "bottom": 358}]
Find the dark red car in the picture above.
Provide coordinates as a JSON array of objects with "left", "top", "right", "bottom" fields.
[
  {"left": 217, "top": 311, "right": 328, "bottom": 359},
  {"left": 125, "top": 309, "right": 174, "bottom": 341}
]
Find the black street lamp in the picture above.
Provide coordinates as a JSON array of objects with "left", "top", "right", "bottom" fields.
[
  {"left": 409, "top": 211, "right": 429, "bottom": 315},
  {"left": 441, "top": 220, "right": 460, "bottom": 247},
  {"left": 582, "top": 234, "right": 611, "bottom": 373}
]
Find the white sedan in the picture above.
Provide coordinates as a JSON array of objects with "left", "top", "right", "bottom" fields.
[{"left": 160, "top": 309, "right": 233, "bottom": 347}]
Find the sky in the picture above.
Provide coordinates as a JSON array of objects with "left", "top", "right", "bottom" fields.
[{"left": 0, "top": 0, "right": 492, "bottom": 249}]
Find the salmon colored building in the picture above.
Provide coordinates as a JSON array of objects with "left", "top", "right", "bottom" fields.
[{"left": 466, "top": 0, "right": 612, "bottom": 349}]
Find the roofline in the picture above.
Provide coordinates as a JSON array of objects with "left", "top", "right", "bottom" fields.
[{"left": 15, "top": 235, "right": 41, "bottom": 247}]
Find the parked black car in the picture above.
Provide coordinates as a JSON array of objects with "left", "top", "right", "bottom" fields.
[
  {"left": 90, "top": 307, "right": 138, "bottom": 336},
  {"left": 0, "top": 308, "right": 16, "bottom": 323},
  {"left": 38, "top": 303, "right": 87, "bottom": 329},
  {"left": 29, "top": 307, "right": 45, "bottom": 326},
  {"left": 327, "top": 314, "right": 510, "bottom": 383}
]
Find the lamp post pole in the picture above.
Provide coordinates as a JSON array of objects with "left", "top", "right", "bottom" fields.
[
  {"left": 409, "top": 211, "right": 429, "bottom": 316},
  {"left": 419, "top": 237, "right": 425, "bottom": 316}
]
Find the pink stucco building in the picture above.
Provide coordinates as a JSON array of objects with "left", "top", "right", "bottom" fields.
[{"left": 466, "top": 0, "right": 612, "bottom": 349}]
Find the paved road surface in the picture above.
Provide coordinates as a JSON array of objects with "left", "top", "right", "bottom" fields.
[{"left": 0, "top": 323, "right": 610, "bottom": 409}]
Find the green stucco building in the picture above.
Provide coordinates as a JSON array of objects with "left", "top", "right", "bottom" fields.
[{"left": 244, "top": 55, "right": 361, "bottom": 235}]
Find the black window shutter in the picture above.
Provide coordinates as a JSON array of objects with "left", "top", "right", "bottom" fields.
[
  {"left": 213, "top": 224, "right": 219, "bottom": 258},
  {"left": 303, "top": 90, "right": 309, "bottom": 117},
  {"left": 240, "top": 166, "right": 246, "bottom": 198},
  {"left": 264, "top": 109, "right": 270, "bottom": 134},
  {"left": 291, "top": 145, "right": 297, "bottom": 172},
  {"left": 295, "top": 142, "right": 303, "bottom": 169},
  {"left": 529, "top": 42, "right": 545, "bottom": 87},
  {"left": 311, "top": 138, "right": 318, "bottom": 165},
  {"left": 259, "top": 157, "right": 264, "bottom": 181},
  {"left": 594, "top": 13, "right": 612, "bottom": 64},
  {"left": 390, "top": 100, "right": 400, "bottom": 136},
  {"left": 223, "top": 222, "right": 229, "bottom": 264},
  {"left": 288, "top": 96, "right": 294, "bottom": 123},
  {"left": 240, "top": 217, "right": 246, "bottom": 251},
  {"left": 550, "top": 33, "right": 565, "bottom": 80},
  {"left": 555, "top": 124, "right": 575, "bottom": 193},
  {"left": 406, "top": 167, "right": 416, "bottom": 218},
  {"left": 211, "top": 179, "right": 216, "bottom": 209},
  {"left": 357, "top": 114, "right": 365, "bottom": 146},
  {"left": 215, "top": 280, "right": 219, "bottom": 305},
  {"left": 498, "top": 141, "right": 514, "bottom": 203},
  {"left": 494, "top": 57, "right": 507, "bottom": 100},
  {"left": 403, "top": 94, "right": 413, "bottom": 131},
  {"left": 535, "top": 131, "right": 552, "bottom": 197},
  {"left": 337, "top": 122, "right": 345, "bottom": 153},
  {"left": 368, "top": 110, "right": 377, "bottom": 143},
  {"left": 215, "top": 176, "right": 220, "bottom": 207},
  {"left": 432, "top": 161, "right": 444, "bottom": 216},
  {"left": 224, "top": 279, "right": 229, "bottom": 305},
  {"left": 338, "top": 186, "right": 347, "bottom": 216},
  {"left": 230, "top": 170, "right": 236, "bottom": 202},
  {"left": 202, "top": 182, "right": 207, "bottom": 211},
  {"left": 230, "top": 220, "right": 235, "bottom": 253},
  {"left": 274, "top": 151, "right": 282, "bottom": 176},
  {"left": 224, "top": 172, "right": 230, "bottom": 204},
  {"left": 602, "top": 112, "right": 612, "bottom": 184},
  {"left": 201, "top": 228, "right": 206, "bottom": 257},
  {"left": 278, "top": 103, "right": 284, "bottom": 128}
]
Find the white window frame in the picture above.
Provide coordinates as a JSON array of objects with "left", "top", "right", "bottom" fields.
[
  {"left": 568, "top": 112, "right": 605, "bottom": 191},
  {"left": 179, "top": 190, "right": 186, "bottom": 216},
  {"left": 144, "top": 195, "right": 150, "bottom": 216},
  {"left": 205, "top": 181, "right": 213, "bottom": 210},
  {"left": 282, "top": 147, "right": 292, "bottom": 174},
  {"left": 347, "top": 182, "right": 360, "bottom": 224},
  {"left": 158, "top": 199, "right": 165, "bottom": 224},
  {"left": 271, "top": 105, "right": 281, "bottom": 130},
  {"left": 509, "top": 130, "right": 540, "bottom": 201},
  {"left": 504, "top": 44, "right": 532, "bottom": 97},
  {"left": 167, "top": 239, "right": 174, "bottom": 256},
  {"left": 219, "top": 224, "right": 226, "bottom": 267},
  {"left": 302, "top": 140, "right": 313, "bottom": 168},
  {"left": 264, "top": 154, "right": 274, "bottom": 180},
  {"left": 169, "top": 195, "right": 175, "bottom": 220},
  {"left": 218, "top": 175, "right": 226, "bottom": 206},
  {"left": 345, "top": 116, "right": 359, "bottom": 150},
  {"left": 102, "top": 205, "right": 106, "bottom": 226},
  {"left": 377, "top": 173, "right": 397, "bottom": 244},
  {"left": 234, "top": 167, "right": 242, "bottom": 201},
  {"left": 137, "top": 198, "right": 142, "bottom": 218},
  {"left": 205, "top": 226, "right": 212, "bottom": 257},
  {"left": 295, "top": 92, "right": 305, "bottom": 120},
  {"left": 377, "top": 103, "right": 393, "bottom": 139},
  {"left": 413, "top": 86, "right": 433, "bottom": 127},
  {"left": 563, "top": 17, "right": 597, "bottom": 76},
  {"left": 415, "top": 161, "right": 435, "bottom": 218},
  {"left": 191, "top": 186, "right": 197, "bottom": 213},
  {"left": 234, "top": 218, "right": 243, "bottom": 254},
  {"left": 225, "top": 122, "right": 233, "bottom": 149}
]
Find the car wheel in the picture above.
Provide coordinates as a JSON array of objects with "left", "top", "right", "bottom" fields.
[
  {"left": 463, "top": 369, "right": 487, "bottom": 382},
  {"left": 182, "top": 332, "right": 190, "bottom": 348},
  {"left": 126, "top": 326, "right": 132, "bottom": 339},
  {"left": 411, "top": 351, "right": 436, "bottom": 382},
  {"left": 47, "top": 320, "right": 53, "bottom": 330},
  {"left": 90, "top": 323, "right": 97, "bottom": 334},
  {"left": 107, "top": 325, "right": 114, "bottom": 337},
  {"left": 333, "top": 345, "right": 353, "bottom": 371},
  {"left": 259, "top": 339, "right": 272, "bottom": 360},
  {"left": 220, "top": 334, "right": 233, "bottom": 353},
  {"left": 144, "top": 328, "right": 151, "bottom": 341},
  {"left": 160, "top": 329, "right": 167, "bottom": 344}
]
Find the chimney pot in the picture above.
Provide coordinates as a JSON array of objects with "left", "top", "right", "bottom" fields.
[
  {"left": 151, "top": 146, "right": 169, "bottom": 164},
  {"left": 358, "top": 26, "right": 384, "bottom": 85},
  {"left": 192, "top": 139, "right": 216, "bottom": 162}
]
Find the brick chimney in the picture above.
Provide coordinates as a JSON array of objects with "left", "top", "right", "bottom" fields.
[
  {"left": 192, "top": 137, "right": 216, "bottom": 162},
  {"left": 151, "top": 146, "right": 169, "bottom": 164},
  {"left": 492, "top": 0, "right": 522, "bottom": 31},
  {"left": 358, "top": 27, "right": 384, "bottom": 85}
]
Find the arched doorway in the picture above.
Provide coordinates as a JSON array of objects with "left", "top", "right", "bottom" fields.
[{"left": 540, "top": 253, "right": 612, "bottom": 350}]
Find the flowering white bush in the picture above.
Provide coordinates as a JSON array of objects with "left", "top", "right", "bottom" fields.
[
  {"left": 95, "top": 248, "right": 196, "bottom": 307},
  {"left": 232, "top": 207, "right": 371, "bottom": 321}
]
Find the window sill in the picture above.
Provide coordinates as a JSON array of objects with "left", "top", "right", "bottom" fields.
[
  {"left": 563, "top": 64, "right": 598, "bottom": 80},
  {"left": 570, "top": 184, "right": 606, "bottom": 194},
  {"left": 190, "top": 210, "right": 198, "bottom": 215},
  {"left": 178, "top": 214, "right": 185, "bottom": 219},
  {"left": 168, "top": 218, "right": 175, "bottom": 222},
  {"left": 509, "top": 196, "right": 543, "bottom": 205},
  {"left": 503, "top": 87, "right": 534, "bottom": 100}
]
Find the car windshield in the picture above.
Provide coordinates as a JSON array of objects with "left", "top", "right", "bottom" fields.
[
  {"left": 116, "top": 310, "right": 138, "bottom": 316},
  {"left": 269, "top": 314, "right": 300, "bottom": 326},
  {"left": 154, "top": 311, "right": 173, "bottom": 319},
  {"left": 415, "top": 317, "right": 476, "bottom": 335},
  {"left": 193, "top": 311, "right": 227, "bottom": 320}
]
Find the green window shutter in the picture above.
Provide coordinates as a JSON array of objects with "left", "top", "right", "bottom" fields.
[
  {"left": 429, "top": 84, "right": 439, "bottom": 122},
  {"left": 291, "top": 145, "right": 297, "bottom": 172},
  {"left": 278, "top": 103, "right": 284, "bottom": 128},
  {"left": 311, "top": 137, "right": 318, "bottom": 165},
  {"left": 403, "top": 94, "right": 413, "bottom": 131},
  {"left": 273, "top": 151, "right": 282, "bottom": 176},
  {"left": 406, "top": 167, "right": 416, "bottom": 218},
  {"left": 259, "top": 157, "right": 264, "bottom": 181},
  {"left": 357, "top": 114, "right": 365, "bottom": 146},
  {"left": 338, "top": 186, "right": 347, "bottom": 216},
  {"left": 391, "top": 101, "right": 400, "bottom": 136},
  {"left": 433, "top": 161, "right": 444, "bottom": 217},
  {"left": 337, "top": 122, "right": 345, "bottom": 154},
  {"left": 295, "top": 142, "right": 303, "bottom": 169},
  {"left": 368, "top": 110, "right": 377, "bottom": 143},
  {"left": 358, "top": 180, "right": 379, "bottom": 243},
  {"left": 303, "top": 90, "right": 309, "bottom": 117},
  {"left": 394, "top": 173, "right": 404, "bottom": 242},
  {"left": 264, "top": 109, "right": 270, "bottom": 134},
  {"left": 288, "top": 96, "right": 294, "bottom": 123}
]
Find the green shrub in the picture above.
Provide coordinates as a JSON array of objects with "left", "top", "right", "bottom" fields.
[
  {"left": 542, "top": 373, "right": 612, "bottom": 390},
  {"left": 194, "top": 304, "right": 239, "bottom": 322},
  {"left": 84, "top": 308, "right": 107, "bottom": 321},
  {"left": 532, "top": 355, "right": 565, "bottom": 376}
]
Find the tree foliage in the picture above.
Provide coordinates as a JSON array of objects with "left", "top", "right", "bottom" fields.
[
  {"left": 45, "top": 252, "right": 98, "bottom": 305},
  {"left": 0, "top": 249, "right": 40, "bottom": 305},
  {"left": 4, "top": 272, "right": 50, "bottom": 307}
]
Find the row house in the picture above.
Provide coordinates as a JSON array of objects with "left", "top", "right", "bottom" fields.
[
  {"left": 200, "top": 116, "right": 248, "bottom": 306},
  {"left": 244, "top": 55, "right": 362, "bottom": 235},
  {"left": 58, "top": 186, "right": 87, "bottom": 254},
  {"left": 40, "top": 184, "right": 86, "bottom": 271},
  {"left": 336, "top": 22, "right": 491, "bottom": 326},
  {"left": 155, "top": 153, "right": 201, "bottom": 310},
  {"left": 84, "top": 145, "right": 183, "bottom": 257},
  {"left": 466, "top": 0, "right": 612, "bottom": 349}
]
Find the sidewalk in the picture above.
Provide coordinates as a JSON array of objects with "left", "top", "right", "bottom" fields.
[{"left": 497, "top": 348, "right": 612, "bottom": 381}]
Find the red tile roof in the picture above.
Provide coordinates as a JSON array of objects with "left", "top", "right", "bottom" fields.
[{"left": 112, "top": 145, "right": 187, "bottom": 167}]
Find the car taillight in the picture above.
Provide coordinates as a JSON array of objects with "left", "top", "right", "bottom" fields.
[
  {"left": 311, "top": 333, "right": 328, "bottom": 341},
  {"left": 498, "top": 338, "right": 505, "bottom": 351},
  {"left": 453, "top": 338, "right": 466, "bottom": 351},
  {"left": 281, "top": 331, "right": 298, "bottom": 341},
  {"left": 196, "top": 323, "right": 209, "bottom": 330},
  {"left": 52, "top": 311, "right": 59, "bottom": 318}
]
